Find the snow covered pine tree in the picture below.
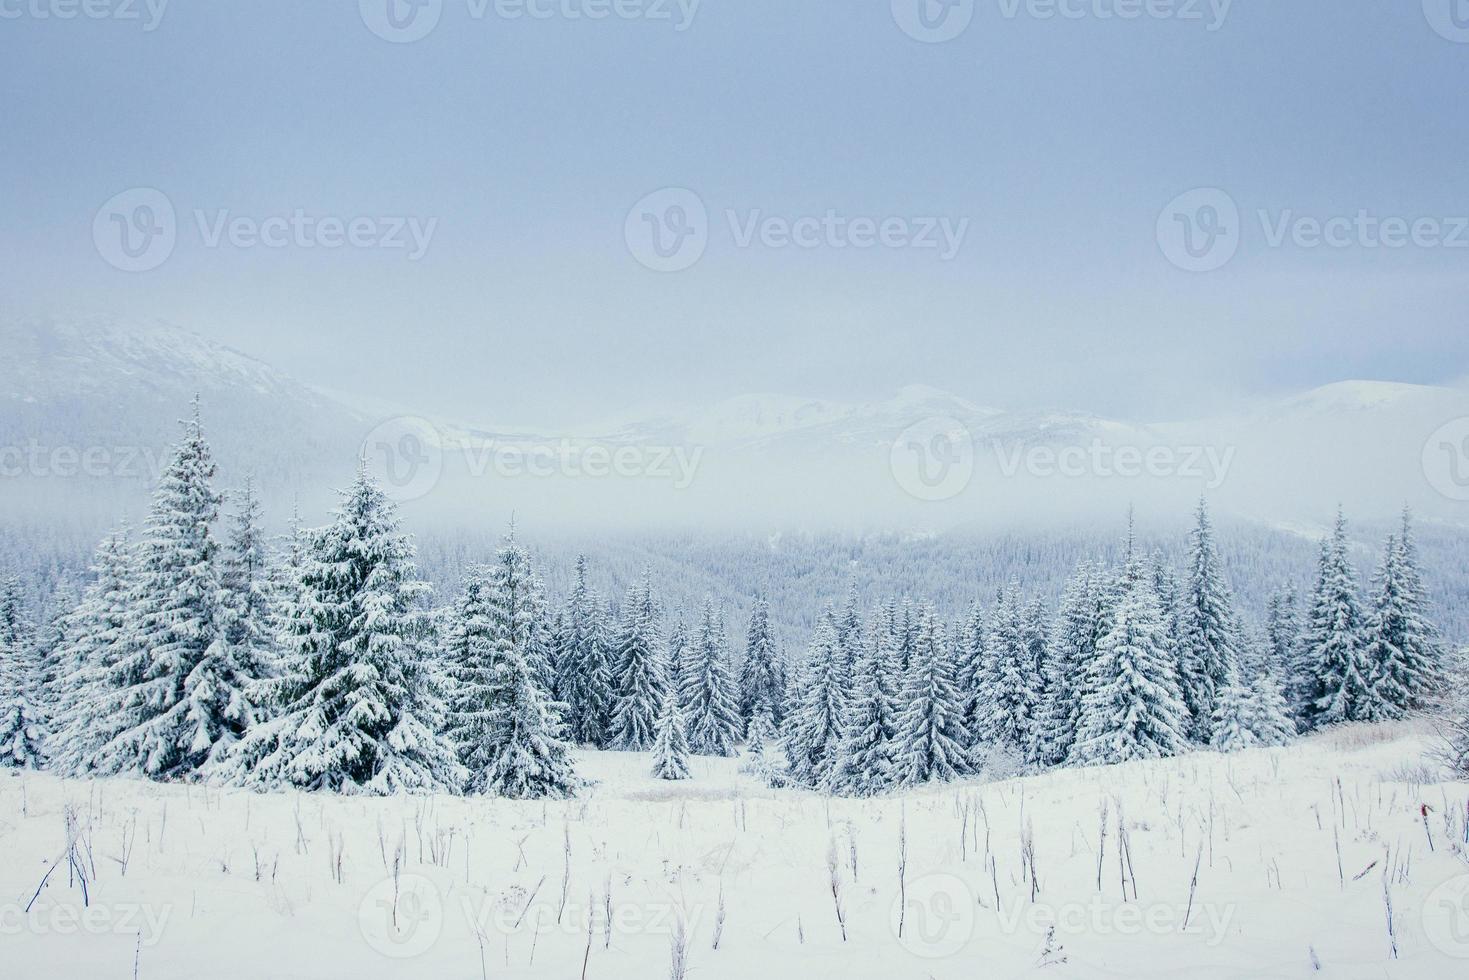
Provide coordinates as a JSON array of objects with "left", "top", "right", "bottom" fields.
[
  {"left": 651, "top": 690, "right": 692, "bottom": 780},
  {"left": 680, "top": 597, "right": 741, "bottom": 756},
  {"left": 611, "top": 572, "right": 666, "bottom": 751},
  {"left": 0, "top": 577, "right": 47, "bottom": 769},
  {"left": 1071, "top": 579, "right": 1188, "bottom": 765},
  {"left": 469, "top": 536, "right": 578, "bottom": 799},
  {"left": 216, "top": 467, "right": 463, "bottom": 794},
  {"left": 90, "top": 405, "right": 265, "bottom": 779}
]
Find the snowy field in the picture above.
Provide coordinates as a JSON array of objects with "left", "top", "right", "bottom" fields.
[{"left": 5, "top": 722, "right": 1469, "bottom": 979}]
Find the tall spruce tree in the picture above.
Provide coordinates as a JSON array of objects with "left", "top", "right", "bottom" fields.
[
  {"left": 214, "top": 469, "right": 463, "bottom": 794},
  {"left": 1265, "top": 583, "right": 1310, "bottom": 724},
  {"left": 1034, "top": 561, "right": 1100, "bottom": 768},
  {"left": 782, "top": 610, "right": 848, "bottom": 789},
  {"left": 442, "top": 564, "right": 498, "bottom": 777},
  {"left": 220, "top": 479, "right": 279, "bottom": 695},
  {"left": 1020, "top": 597, "right": 1050, "bottom": 765},
  {"left": 1364, "top": 510, "right": 1445, "bottom": 716},
  {"left": 92, "top": 407, "right": 262, "bottom": 779},
  {"left": 974, "top": 585, "right": 1037, "bottom": 759},
  {"left": 681, "top": 597, "right": 741, "bottom": 756},
  {"left": 558, "top": 556, "right": 615, "bottom": 745},
  {"left": 1209, "top": 670, "right": 1256, "bottom": 753},
  {"left": 892, "top": 608, "right": 971, "bottom": 786},
  {"left": 650, "top": 690, "right": 692, "bottom": 781},
  {"left": 954, "top": 601, "right": 987, "bottom": 757},
  {"left": 1243, "top": 634, "right": 1296, "bottom": 747},
  {"left": 49, "top": 531, "right": 132, "bottom": 775},
  {"left": 827, "top": 617, "right": 900, "bottom": 796},
  {"left": 0, "top": 578, "right": 47, "bottom": 769},
  {"left": 1362, "top": 534, "right": 1413, "bottom": 720},
  {"left": 836, "top": 585, "right": 864, "bottom": 675},
  {"left": 739, "top": 596, "right": 783, "bottom": 725},
  {"left": 1394, "top": 510, "right": 1446, "bottom": 705},
  {"left": 470, "top": 535, "right": 577, "bottom": 798},
  {"left": 1302, "top": 510, "right": 1371, "bottom": 729},
  {"left": 1070, "top": 580, "right": 1188, "bottom": 766},
  {"left": 1177, "top": 499, "right": 1244, "bottom": 744},
  {"left": 668, "top": 619, "right": 691, "bottom": 711},
  {"left": 611, "top": 571, "right": 666, "bottom": 750}
]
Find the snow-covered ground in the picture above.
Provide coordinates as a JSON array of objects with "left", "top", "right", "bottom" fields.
[{"left": 4, "top": 722, "right": 1468, "bottom": 978}]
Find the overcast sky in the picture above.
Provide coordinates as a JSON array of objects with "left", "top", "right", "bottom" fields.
[{"left": 2, "top": 1, "right": 1466, "bottom": 428}]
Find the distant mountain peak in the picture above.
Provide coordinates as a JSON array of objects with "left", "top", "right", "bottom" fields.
[{"left": 1282, "top": 379, "right": 1452, "bottom": 413}]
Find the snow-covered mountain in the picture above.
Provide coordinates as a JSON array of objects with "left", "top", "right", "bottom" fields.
[
  {"left": 3, "top": 315, "right": 1465, "bottom": 531},
  {"left": 0, "top": 314, "right": 369, "bottom": 520}
]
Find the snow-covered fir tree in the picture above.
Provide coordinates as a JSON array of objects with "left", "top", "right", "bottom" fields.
[
  {"left": 835, "top": 585, "right": 864, "bottom": 674},
  {"left": 1243, "top": 634, "right": 1297, "bottom": 747},
  {"left": 219, "top": 479, "right": 279, "bottom": 697},
  {"left": 1265, "top": 582, "right": 1309, "bottom": 724},
  {"left": 892, "top": 607, "right": 972, "bottom": 786},
  {"left": 266, "top": 504, "right": 307, "bottom": 645},
  {"left": 468, "top": 535, "right": 578, "bottom": 798},
  {"left": 92, "top": 407, "right": 263, "bottom": 779},
  {"left": 953, "top": 601, "right": 986, "bottom": 758},
  {"left": 485, "top": 534, "right": 556, "bottom": 698},
  {"left": 667, "top": 619, "right": 691, "bottom": 710},
  {"left": 782, "top": 610, "right": 848, "bottom": 789},
  {"left": 1034, "top": 561, "right": 1100, "bottom": 768},
  {"left": 1177, "top": 499, "right": 1245, "bottom": 744},
  {"left": 1070, "top": 579, "right": 1188, "bottom": 766},
  {"left": 48, "top": 530, "right": 131, "bottom": 775},
  {"left": 1363, "top": 510, "right": 1445, "bottom": 717},
  {"left": 0, "top": 577, "right": 47, "bottom": 769},
  {"left": 31, "top": 579, "right": 75, "bottom": 745},
  {"left": 1392, "top": 509, "right": 1446, "bottom": 707},
  {"left": 650, "top": 690, "right": 692, "bottom": 781},
  {"left": 680, "top": 597, "right": 741, "bottom": 756},
  {"left": 738, "top": 596, "right": 784, "bottom": 725},
  {"left": 1209, "top": 671, "right": 1256, "bottom": 753},
  {"left": 1020, "top": 597, "right": 1050, "bottom": 764},
  {"left": 827, "top": 616, "right": 900, "bottom": 796},
  {"left": 1302, "top": 510, "right": 1371, "bottom": 729},
  {"left": 974, "top": 585, "right": 1038, "bottom": 760},
  {"left": 442, "top": 564, "right": 498, "bottom": 776},
  {"left": 895, "top": 598, "right": 918, "bottom": 671},
  {"left": 215, "top": 468, "right": 463, "bottom": 794},
  {"left": 558, "top": 557, "right": 615, "bottom": 746},
  {"left": 739, "top": 706, "right": 778, "bottom": 779},
  {"left": 546, "top": 609, "right": 569, "bottom": 702},
  {"left": 611, "top": 571, "right": 666, "bottom": 750},
  {"left": 1361, "top": 534, "right": 1413, "bottom": 720}
]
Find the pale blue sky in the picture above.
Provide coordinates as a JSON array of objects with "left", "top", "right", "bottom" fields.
[{"left": 1, "top": 1, "right": 1466, "bottom": 427}]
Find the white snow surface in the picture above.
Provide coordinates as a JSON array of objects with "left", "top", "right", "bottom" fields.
[{"left": 4, "top": 722, "right": 1468, "bottom": 978}]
